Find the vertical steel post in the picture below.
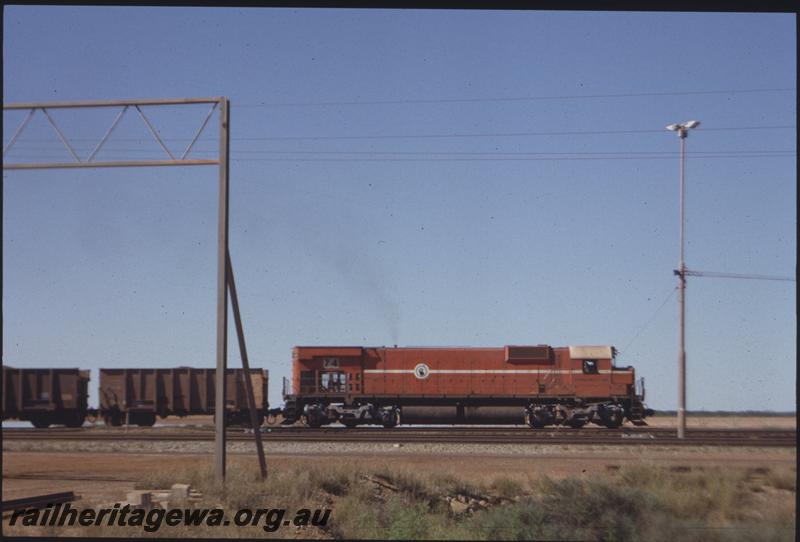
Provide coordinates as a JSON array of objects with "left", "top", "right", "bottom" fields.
[
  {"left": 215, "top": 97, "right": 230, "bottom": 480},
  {"left": 677, "top": 130, "right": 687, "bottom": 439}
]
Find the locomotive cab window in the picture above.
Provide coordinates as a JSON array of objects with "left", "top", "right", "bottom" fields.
[
  {"left": 320, "top": 371, "right": 347, "bottom": 392},
  {"left": 582, "top": 360, "right": 598, "bottom": 374}
]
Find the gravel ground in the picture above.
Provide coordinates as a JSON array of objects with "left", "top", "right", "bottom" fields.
[
  {"left": 4, "top": 441, "right": 794, "bottom": 508},
  {"left": 3, "top": 438, "right": 796, "bottom": 458}
]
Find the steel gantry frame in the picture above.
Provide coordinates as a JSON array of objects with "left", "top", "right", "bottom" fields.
[{"left": 2, "top": 97, "right": 265, "bottom": 481}]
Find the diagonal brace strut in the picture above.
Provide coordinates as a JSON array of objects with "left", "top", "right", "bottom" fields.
[{"left": 226, "top": 251, "right": 268, "bottom": 479}]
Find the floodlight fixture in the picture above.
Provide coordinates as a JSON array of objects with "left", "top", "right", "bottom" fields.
[{"left": 666, "top": 120, "right": 701, "bottom": 138}]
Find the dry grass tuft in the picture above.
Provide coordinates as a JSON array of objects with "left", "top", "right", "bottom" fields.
[{"left": 7, "top": 462, "right": 795, "bottom": 540}]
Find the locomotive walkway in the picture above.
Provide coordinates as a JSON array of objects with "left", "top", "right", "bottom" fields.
[{"left": 2, "top": 426, "right": 795, "bottom": 447}]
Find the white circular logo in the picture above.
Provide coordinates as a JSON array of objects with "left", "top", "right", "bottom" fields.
[{"left": 413, "top": 363, "right": 430, "bottom": 380}]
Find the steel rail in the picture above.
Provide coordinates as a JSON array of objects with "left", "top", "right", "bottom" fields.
[
  {"left": 3, "top": 428, "right": 794, "bottom": 447},
  {"left": 3, "top": 425, "right": 795, "bottom": 436}
]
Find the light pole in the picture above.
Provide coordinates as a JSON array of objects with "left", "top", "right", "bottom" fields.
[{"left": 666, "top": 119, "right": 700, "bottom": 439}]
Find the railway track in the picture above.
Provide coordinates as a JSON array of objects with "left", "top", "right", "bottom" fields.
[{"left": 3, "top": 426, "right": 795, "bottom": 447}]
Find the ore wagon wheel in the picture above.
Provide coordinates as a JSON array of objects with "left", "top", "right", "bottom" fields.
[
  {"left": 104, "top": 411, "right": 124, "bottom": 427},
  {"left": 30, "top": 415, "right": 50, "bottom": 429},
  {"left": 241, "top": 412, "right": 265, "bottom": 428},
  {"left": 64, "top": 413, "right": 86, "bottom": 428},
  {"left": 135, "top": 413, "right": 157, "bottom": 427}
]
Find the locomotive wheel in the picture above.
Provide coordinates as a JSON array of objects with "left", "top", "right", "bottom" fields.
[
  {"left": 341, "top": 420, "right": 359, "bottom": 428},
  {"left": 303, "top": 413, "right": 322, "bottom": 428},
  {"left": 566, "top": 419, "right": 587, "bottom": 429},
  {"left": 525, "top": 410, "right": 548, "bottom": 429},
  {"left": 604, "top": 418, "right": 623, "bottom": 429},
  {"left": 381, "top": 409, "right": 399, "bottom": 429},
  {"left": 603, "top": 411, "right": 624, "bottom": 429}
]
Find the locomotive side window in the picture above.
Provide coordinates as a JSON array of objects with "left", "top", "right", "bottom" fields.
[{"left": 583, "top": 360, "right": 598, "bottom": 374}]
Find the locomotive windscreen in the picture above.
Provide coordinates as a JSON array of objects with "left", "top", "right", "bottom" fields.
[{"left": 504, "top": 345, "right": 553, "bottom": 363}]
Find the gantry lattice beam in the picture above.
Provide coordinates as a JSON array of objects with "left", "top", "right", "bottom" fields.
[
  {"left": 3, "top": 97, "right": 221, "bottom": 169},
  {"left": 3, "top": 97, "right": 264, "bottom": 481}
]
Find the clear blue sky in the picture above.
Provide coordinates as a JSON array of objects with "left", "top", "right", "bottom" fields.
[{"left": 3, "top": 7, "right": 796, "bottom": 411}]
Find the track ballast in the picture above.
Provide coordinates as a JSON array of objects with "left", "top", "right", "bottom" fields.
[{"left": 2, "top": 426, "right": 795, "bottom": 447}]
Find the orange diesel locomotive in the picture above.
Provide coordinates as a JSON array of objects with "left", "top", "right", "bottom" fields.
[{"left": 280, "top": 345, "right": 651, "bottom": 428}]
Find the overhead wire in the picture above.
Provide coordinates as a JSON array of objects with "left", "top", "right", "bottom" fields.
[
  {"left": 4, "top": 153, "right": 794, "bottom": 163},
  {"left": 684, "top": 270, "right": 796, "bottom": 282},
  {"left": 617, "top": 286, "right": 679, "bottom": 360},
  {"left": 213, "top": 125, "right": 797, "bottom": 141},
  {"left": 2, "top": 125, "right": 795, "bottom": 144},
  {"left": 224, "top": 155, "right": 793, "bottom": 162},
  {"left": 235, "top": 87, "right": 796, "bottom": 107},
  {"left": 5, "top": 146, "right": 794, "bottom": 156}
]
